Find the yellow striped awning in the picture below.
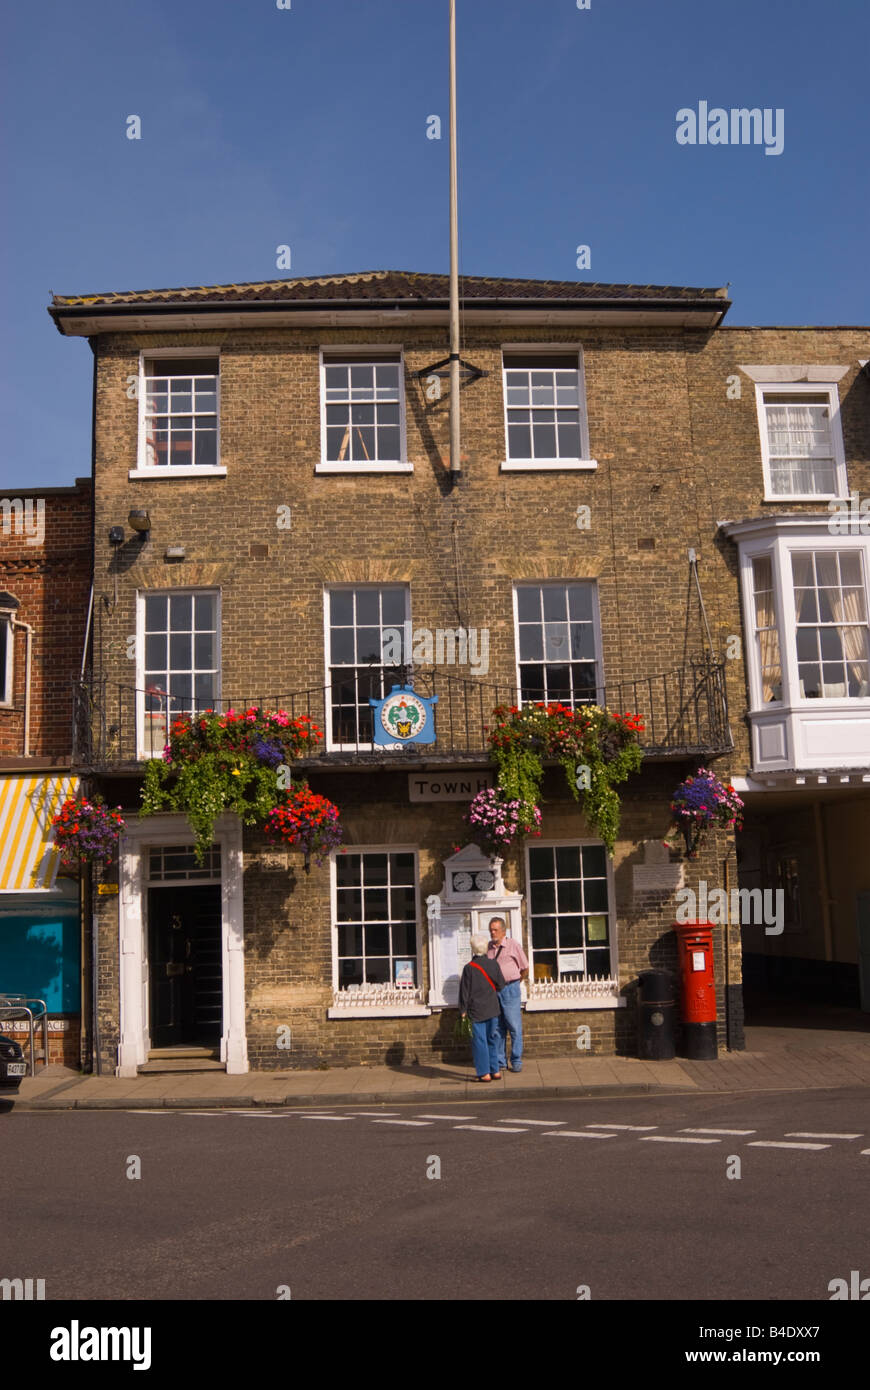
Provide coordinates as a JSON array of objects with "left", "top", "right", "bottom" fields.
[{"left": 0, "top": 775, "right": 80, "bottom": 892}]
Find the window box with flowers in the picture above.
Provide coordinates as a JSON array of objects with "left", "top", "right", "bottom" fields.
[
  {"left": 482, "top": 702, "right": 644, "bottom": 854},
  {"left": 140, "top": 706, "right": 341, "bottom": 866}
]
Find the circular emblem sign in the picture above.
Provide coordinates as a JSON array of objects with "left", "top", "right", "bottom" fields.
[{"left": 380, "top": 691, "right": 428, "bottom": 742}]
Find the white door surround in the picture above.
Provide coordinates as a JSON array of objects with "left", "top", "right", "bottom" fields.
[{"left": 116, "top": 813, "right": 248, "bottom": 1076}]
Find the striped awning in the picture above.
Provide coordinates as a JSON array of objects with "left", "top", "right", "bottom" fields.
[{"left": 0, "top": 775, "right": 80, "bottom": 892}]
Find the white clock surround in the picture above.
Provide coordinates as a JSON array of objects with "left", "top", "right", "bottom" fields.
[{"left": 426, "top": 844, "right": 524, "bottom": 1008}]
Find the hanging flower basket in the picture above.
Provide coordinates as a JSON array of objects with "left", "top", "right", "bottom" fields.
[
  {"left": 141, "top": 706, "right": 324, "bottom": 863},
  {"left": 50, "top": 795, "right": 126, "bottom": 870},
  {"left": 464, "top": 787, "right": 541, "bottom": 859},
  {"left": 482, "top": 702, "right": 644, "bottom": 853},
  {"left": 665, "top": 767, "right": 744, "bottom": 860},
  {"left": 263, "top": 782, "right": 343, "bottom": 872}
]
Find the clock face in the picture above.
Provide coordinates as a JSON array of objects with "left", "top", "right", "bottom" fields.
[
  {"left": 474, "top": 870, "right": 495, "bottom": 891},
  {"left": 452, "top": 872, "right": 474, "bottom": 892}
]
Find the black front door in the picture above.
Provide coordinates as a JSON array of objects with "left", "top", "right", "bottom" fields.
[{"left": 148, "top": 885, "right": 222, "bottom": 1047}]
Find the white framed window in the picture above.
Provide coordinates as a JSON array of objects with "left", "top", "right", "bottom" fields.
[
  {"left": 792, "top": 549, "right": 869, "bottom": 699},
  {"left": 131, "top": 350, "right": 223, "bottom": 478},
  {"left": 0, "top": 611, "right": 13, "bottom": 706},
  {"left": 750, "top": 555, "right": 782, "bottom": 703},
  {"left": 328, "top": 847, "right": 430, "bottom": 1016},
  {"left": 526, "top": 842, "right": 613, "bottom": 982},
  {"left": 317, "top": 350, "right": 410, "bottom": 473},
  {"left": 137, "top": 589, "right": 220, "bottom": 758},
  {"left": 325, "top": 585, "right": 410, "bottom": 749},
  {"left": 513, "top": 581, "right": 602, "bottom": 706},
  {"left": 501, "top": 349, "right": 595, "bottom": 471},
  {"left": 756, "top": 383, "right": 847, "bottom": 501},
  {"left": 737, "top": 529, "right": 870, "bottom": 709}
]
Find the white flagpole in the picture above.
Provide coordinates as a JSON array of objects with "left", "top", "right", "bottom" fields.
[{"left": 448, "top": 0, "right": 461, "bottom": 475}]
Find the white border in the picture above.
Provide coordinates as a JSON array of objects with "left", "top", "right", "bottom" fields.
[
  {"left": 754, "top": 382, "right": 848, "bottom": 503},
  {"left": 133, "top": 348, "right": 222, "bottom": 478},
  {"left": 511, "top": 579, "right": 604, "bottom": 709},
  {"left": 116, "top": 812, "right": 247, "bottom": 1076},
  {"left": 522, "top": 837, "right": 622, "bottom": 1010},
  {"left": 327, "top": 843, "right": 430, "bottom": 1017},
  {"left": 0, "top": 611, "right": 12, "bottom": 706},
  {"left": 317, "top": 346, "right": 410, "bottom": 474},
  {"left": 323, "top": 583, "right": 411, "bottom": 752},
  {"left": 135, "top": 587, "right": 222, "bottom": 760},
  {"left": 500, "top": 344, "right": 595, "bottom": 471}
]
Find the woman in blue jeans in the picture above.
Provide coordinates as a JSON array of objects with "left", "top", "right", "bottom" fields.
[{"left": 458, "top": 935, "right": 507, "bottom": 1082}]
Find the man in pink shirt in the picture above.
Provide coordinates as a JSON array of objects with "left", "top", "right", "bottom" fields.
[{"left": 486, "top": 915, "right": 529, "bottom": 1073}]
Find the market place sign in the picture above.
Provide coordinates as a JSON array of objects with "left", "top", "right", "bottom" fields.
[{"left": 409, "top": 773, "right": 494, "bottom": 802}]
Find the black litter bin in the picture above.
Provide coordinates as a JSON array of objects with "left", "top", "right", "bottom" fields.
[{"left": 637, "top": 969, "right": 676, "bottom": 1061}]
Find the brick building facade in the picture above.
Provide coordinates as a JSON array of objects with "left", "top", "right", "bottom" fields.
[
  {"left": 0, "top": 477, "right": 92, "bottom": 1066},
  {"left": 48, "top": 273, "right": 870, "bottom": 1074}
]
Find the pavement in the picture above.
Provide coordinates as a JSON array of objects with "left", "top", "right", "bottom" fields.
[{"left": 8, "top": 1020, "right": 870, "bottom": 1111}]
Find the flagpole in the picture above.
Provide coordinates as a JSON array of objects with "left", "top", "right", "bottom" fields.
[{"left": 448, "top": 0, "right": 461, "bottom": 476}]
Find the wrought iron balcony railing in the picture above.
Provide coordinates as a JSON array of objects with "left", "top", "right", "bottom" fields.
[{"left": 71, "top": 659, "right": 732, "bottom": 772}]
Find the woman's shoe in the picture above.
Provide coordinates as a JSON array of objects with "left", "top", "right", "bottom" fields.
[
  {"left": 477, "top": 1074, "right": 492, "bottom": 1082},
  {"left": 490, "top": 1071, "right": 502, "bottom": 1079}
]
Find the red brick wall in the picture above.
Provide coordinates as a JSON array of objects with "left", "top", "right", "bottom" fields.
[{"left": 0, "top": 479, "right": 92, "bottom": 760}]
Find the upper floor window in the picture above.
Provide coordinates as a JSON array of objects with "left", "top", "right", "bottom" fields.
[
  {"left": 792, "top": 550, "right": 869, "bottom": 698},
  {"left": 751, "top": 556, "right": 782, "bottom": 703},
  {"left": 756, "top": 385, "right": 846, "bottom": 500},
  {"left": 136, "top": 355, "right": 220, "bottom": 475},
  {"left": 501, "top": 351, "right": 593, "bottom": 471},
  {"left": 138, "top": 590, "right": 220, "bottom": 757},
  {"left": 0, "top": 610, "right": 12, "bottom": 705},
  {"left": 514, "top": 581, "right": 601, "bottom": 706},
  {"left": 319, "top": 353, "right": 407, "bottom": 472},
  {"left": 326, "top": 585, "right": 409, "bottom": 747}
]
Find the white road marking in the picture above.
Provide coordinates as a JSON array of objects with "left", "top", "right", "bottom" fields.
[
  {"left": 346, "top": 1111, "right": 401, "bottom": 1117},
  {"left": 544, "top": 1130, "right": 616, "bottom": 1139},
  {"left": 748, "top": 1140, "right": 830, "bottom": 1151},
  {"left": 587, "top": 1123, "right": 658, "bottom": 1131},
  {"left": 454, "top": 1124, "right": 527, "bottom": 1133},
  {"left": 416, "top": 1114, "right": 475, "bottom": 1120},
  {"left": 784, "top": 1131, "right": 862, "bottom": 1140},
  {"left": 497, "top": 1118, "right": 565, "bottom": 1126},
  {"left": 861, "top": 1149, "right": 870, "bottom": 1155},
  {"left": 371, "top": 1119, "right": 433, "bottom": 1127},
  {"left": 300, "top": 1114, "right": 356, "bottom": 1122},
  {"left": 640, "top": 1135, "right": 721, "bottom": 1145},
  {"left": 125, "top": 1109, "right": 172, "bottom": 1114},
  {"left": 681, "top": 1127, "right": 756, "bottom": 1136}
]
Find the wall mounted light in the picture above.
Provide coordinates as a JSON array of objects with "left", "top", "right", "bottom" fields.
[
  {"left": 128, "top": 508, "right": 151, "bottom": 537},
  {"left": 108, "top": 526, "right": 124, "bottom": 545}
]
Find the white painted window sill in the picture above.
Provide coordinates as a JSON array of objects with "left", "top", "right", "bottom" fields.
[
  {"left": 315, "top": 462, "right": 413, "bottom": 474},
  {"left": 500, "top": 459, "right": 598, "bottom": 472},
  {"left": 129, "top": 467, "right": 227, "bottom": 479},
  {"left": 524, "top": 996, "right": 624, "bottom": 1012},
  {"left": 761, "top": 493, "right": 840, "bottom": 504},
  {"left": 327, "top": 1005, "right": 432, "bottom": 1019}
]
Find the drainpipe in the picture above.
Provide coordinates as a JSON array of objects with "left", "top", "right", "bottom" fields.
[
  {"left": 11, "top": 617, "right": 33, "bottom": 757},
  {"left": 448, "top": 0, "right": 461, "bottom": 476}
]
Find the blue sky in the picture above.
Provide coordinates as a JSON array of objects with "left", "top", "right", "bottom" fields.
[{"left": 2, "top": 0, "right": 868, "bottom": 488}]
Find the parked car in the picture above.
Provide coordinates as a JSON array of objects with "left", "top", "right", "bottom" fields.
[{"left": 0, "top": 1034, "right": 27, "bottom": 1091}]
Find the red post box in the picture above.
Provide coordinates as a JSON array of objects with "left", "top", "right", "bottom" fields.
[{"left": 671, "top": 921, "right": 718, "bottom": 1059}]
